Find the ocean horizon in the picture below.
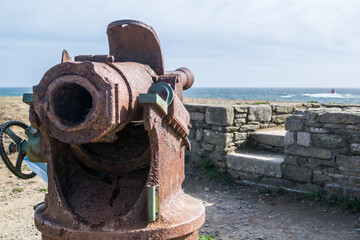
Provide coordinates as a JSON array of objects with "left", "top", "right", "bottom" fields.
[{"left": 1, "top": 87, "right": 360, "bottom": 104}]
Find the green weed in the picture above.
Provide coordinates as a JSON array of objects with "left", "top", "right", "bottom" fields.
[
  {"left": 199, "top": 235, "right": 216, "bottom": 240},
  {"left": 39, "top": 188, "right": 47, "bottom": 192},
  {"left": 296, "top": 190, "right": 360, "bottom": 212},
  {"left": 200, "top": 158, "right": 234, "bottom": 185},
  {"left": 12, "top": 187, "right": 24, "bottom": 193},
  {"left": 252, "top": 101, "right": 269, "bottom": 105}
]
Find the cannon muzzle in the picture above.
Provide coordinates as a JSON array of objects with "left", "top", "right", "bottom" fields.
[{"left": 34, "top": 61, "right": 155, "bottom": 144}]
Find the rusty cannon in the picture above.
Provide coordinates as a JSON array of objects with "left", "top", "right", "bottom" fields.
[{"left": 0, "top": 20, "right": 205, "bottom": 239}]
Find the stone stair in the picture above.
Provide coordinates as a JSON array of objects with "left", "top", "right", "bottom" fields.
[
  {"left": 248, "top": 129, "right": 286, "bottom": 153},
  {"left": 225, "top": 129, "right": 286, "bottom": 183},
  {"left": 226, "top": 151, "right": 284, "bottom": 178}
]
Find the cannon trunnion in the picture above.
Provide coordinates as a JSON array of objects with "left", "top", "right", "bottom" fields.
[{"left": 30, "top": 20, "right": 204, "bottom": 240}]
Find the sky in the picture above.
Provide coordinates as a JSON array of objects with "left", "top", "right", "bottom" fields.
[{"left": 0, "top": 0, "right": 360, "bottom": 88}]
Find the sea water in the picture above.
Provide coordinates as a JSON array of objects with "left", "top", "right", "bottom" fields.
[
  {"left": 1, "top": 87, "right": 360, "bottom": 104},
  {"left": 184, "top": 88, "right": 360, "bottom": 104}
]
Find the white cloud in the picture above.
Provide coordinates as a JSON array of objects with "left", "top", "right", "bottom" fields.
[{"left": 0, "top": 0, "right": 360, "bottom": 87}]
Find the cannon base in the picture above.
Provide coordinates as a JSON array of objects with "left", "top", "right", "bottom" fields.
[
  {"left": 34, "top": 193, "right": 205, "bottom": 240},
  {"left": 42, "top": 231, "right": 198, "bottom": 240}
]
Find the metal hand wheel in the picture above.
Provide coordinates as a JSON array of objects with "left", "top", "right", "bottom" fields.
[{"left": 0, "top": 120, "right": 36, "bottom": 179}]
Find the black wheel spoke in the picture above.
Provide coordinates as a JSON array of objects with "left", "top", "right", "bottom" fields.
[
  {"left": 5, "top": 128, "right": 22, "bottom": 144},
  {"left": 15, "top": 152, "right": 24, "bottom": 170}
]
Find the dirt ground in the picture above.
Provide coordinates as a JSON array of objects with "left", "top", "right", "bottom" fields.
[{"left": 0, "top": 97, "right": 360, "bottom": 240}]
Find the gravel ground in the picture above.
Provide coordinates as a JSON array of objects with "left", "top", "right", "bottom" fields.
[{"left": 183, "top": 160, "right": 360, "bottom": 240}]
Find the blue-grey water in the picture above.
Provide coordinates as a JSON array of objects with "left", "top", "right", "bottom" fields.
[
  {"left": 184, "top": 88, "right": 360, "bottom": 104},
  {"left": 0, "top": 87, "right": 32, "bottom": 97},
  {"left": 1, "top": 87, "right": 360, "bottom": 104}
]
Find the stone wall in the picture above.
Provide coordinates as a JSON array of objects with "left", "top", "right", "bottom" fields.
[
  {"left": 284, "top": 108, "right": 360, "bottom": 196},
  {"left": 185, "top": 103, "right": 298, "bottom": 167},
  {"left": 186, "top": 101, "right": 360, "bottom": 196}
]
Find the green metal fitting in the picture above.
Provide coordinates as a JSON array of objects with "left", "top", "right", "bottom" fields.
[
  {"left": 21, "top": 127, "right": 43, "bottom": 163},
  {"left": 139, "top": 82, "right": 174, "bottom": 115},
  {"left": 22, "top": 93, "right": 33, "bottom": 105},
  {"left": 147, "top": 185, "right": 159, "bottom": 222}
]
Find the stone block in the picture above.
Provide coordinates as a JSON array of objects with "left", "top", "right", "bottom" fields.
[
  {"left": 235, "top": 113, "right": 247, "bottom": 119},
  {"left": 285, "top": 145, "right": 333, "bottom": 159},
  {"left": 353, "top": 135, "right": 360, "bottom": 142},
  {"left": 275, "top": 105, "right": 295, "bottom": 114},
  {"left": 351, "top": 143, "right": 360, "bottom": 154},
  {"left": 306, "top": 158, "right": 336, "bottom": 168},
  {"left": 203, "top": 130, "right": 233, "bottom": 147},
  {"left": 195, "top": 129, "right": 202, "bottom": 141},
  {"left": 234, "top": 132, "right": 248, "bottom": 141},
  {"left": 285, "top": 118, "right": 304, "bottom": 131},
  {"left": 189, "top": 112, "right": 205, "bottom": 121},
  {"left": 233, "top": 106, "right": 247, "bottom": 113},
  {"left": 297, "top": 132, "right": 311, "bottom": 146},
  {"left": 212, "top": 126, "right": 239, "bottom": 133},
  {"left": 184, "top": 104, "right": 207, "bottom": 113},
  {"left": 210, "top": 152, "right": 226, "bottom": 162},
  {"left": 201, "top": 142, "right": 214, "bottom": 151},
  {"left": 283, "top": 166, "right": 312, "bottom": 183},
  {"left": 313, "top": 174, "right": 334, "bottom": 185},
  {"left": 240, "top": 125, "right": 260, "bottom": 132},
  {"left": 323, "top": 123, "right": 345, "bottom": 129},
  {"left": 336, "top": 154, "right": 360, "bottom": 169},
  {"left": 272, "top": 114, "right": 288, "bottom": 124},
  {"left": 284, "top": 155, "right": 298, "bottom": 165},
  {"left": 285, "top": 132, "right": 295, "bottom": 145},
  {"left": 261, "top": 177, "right": 295, "bottom": 189},
  {"left": 260, "top": 123, "right": 277, "bottom": 129},
  {"left": 318, "top": 112, "right": 360, "bottom": 124},
  {"left": 205, "top": 106, "right": 234, "bottom": 126},
  {"left": 247, "top": 105, "right": 272, "bottom": 122},
  {"left": 304, "top": 127, "right": 329, "bottom": 134},
  {"left": 193, "top": 121, "right": 211, "bottom": 129},
  {"left": 312, "top": 134, "right": 347, "bottom": 149},
  {"left": 234, "top": 118, "right": 246, "bottom": 125}
]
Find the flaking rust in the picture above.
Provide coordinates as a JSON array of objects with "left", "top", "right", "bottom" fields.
[{"left": 30, "top": 19, "right": 205, "bottom": 240}]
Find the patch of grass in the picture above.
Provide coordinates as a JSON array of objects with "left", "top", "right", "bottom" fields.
[
  {"left": 199, "top": 235, "right": 216, "bottom": 240},
  {"left": 238, "top": 141, "right": 246, "bottom": 150},
  {"left": 39, "top": 187, "right": 47, "bottom": 192},
  {"left": 200, "top": 158, "right": 234, "bottom": 185},
  {"left": 275, "top": 188, "right": 287, "bottom": 196},
  {"left": 307, "top": 100, "right": 319, "bottom": 103},
  {"left": 252, "top": 101, "right": 269, "bottom": 105},
  {"left": 28, "top": 180, "right": 36, "bottom": 184},
  {"left": 12, "top": 187, "right": 24, "bottom": 193},
  {"left": 296, "top": 190, "right": 360, "bottom": 212}
]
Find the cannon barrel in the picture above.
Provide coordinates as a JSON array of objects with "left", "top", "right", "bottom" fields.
[{"left": 33, "top": 61, "right": 155, "bottom": 144}]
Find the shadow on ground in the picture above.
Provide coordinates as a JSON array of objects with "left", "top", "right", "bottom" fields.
[{"left": 183, "top": 159, "right": 360, "bottom": 240}]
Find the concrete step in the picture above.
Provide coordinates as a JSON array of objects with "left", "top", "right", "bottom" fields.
[
  {"left": 226, "top": 151, "right": 284, "bottom": 178},
  {"left": 249, "top": 129, "right": 286, "bottom": 148}
]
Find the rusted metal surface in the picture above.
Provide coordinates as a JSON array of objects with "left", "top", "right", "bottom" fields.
[
  {"left": 31, "top": 19, "right": 204, "bottom": 239},
  {"left": 107, "top": 20, "right": 165, "bottom": 75}
]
